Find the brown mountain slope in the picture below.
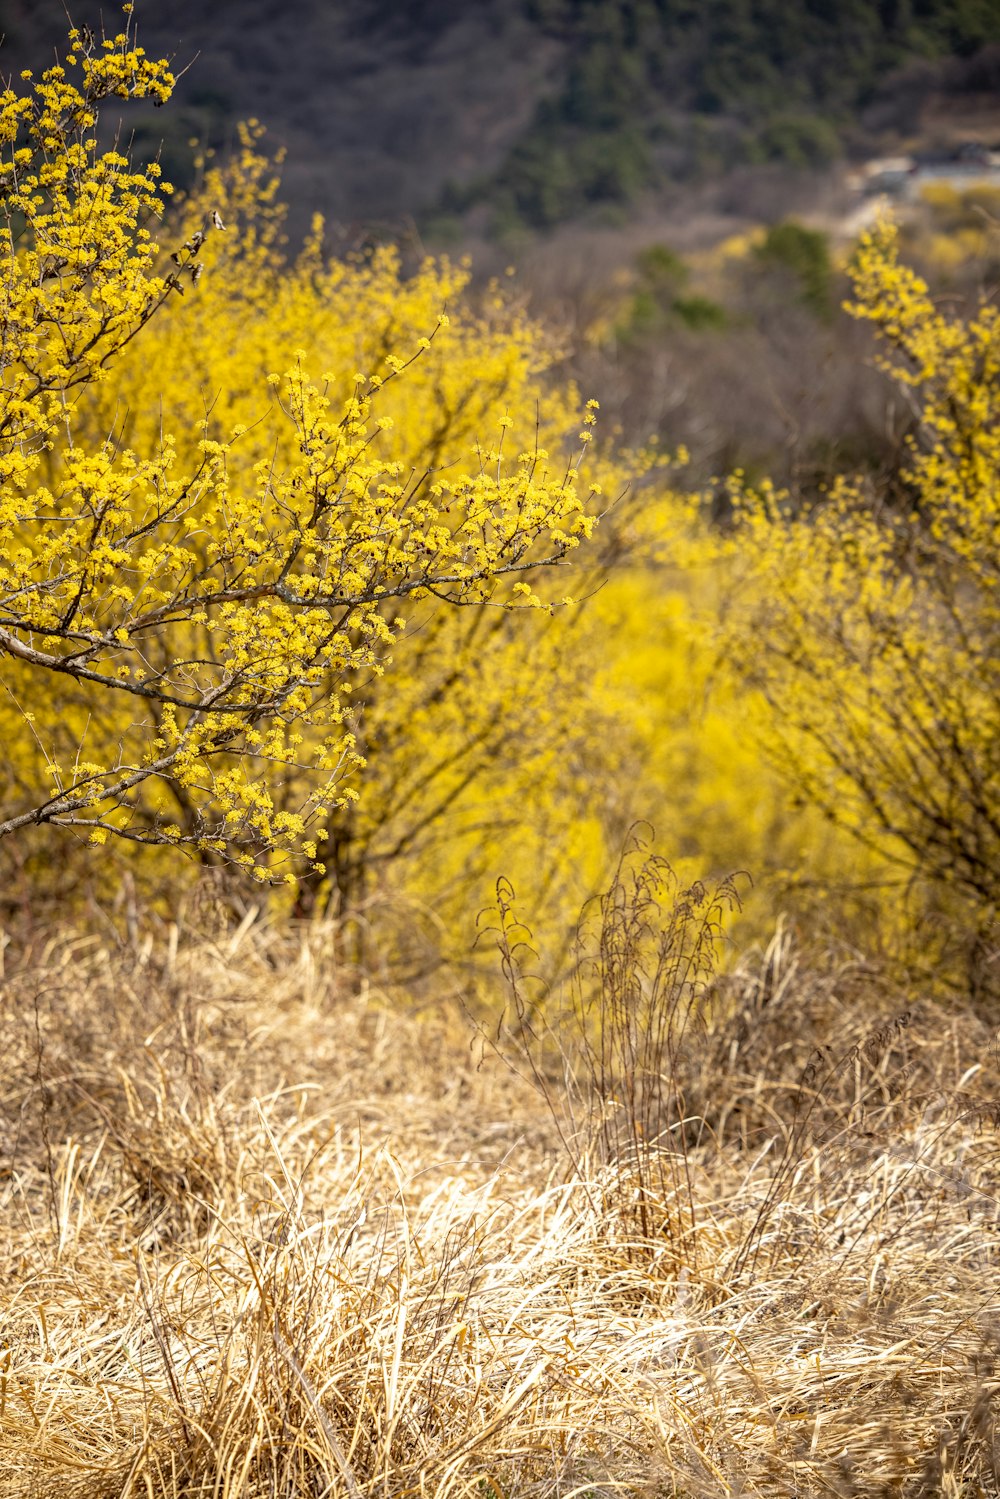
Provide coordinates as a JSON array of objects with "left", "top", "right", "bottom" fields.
[
  {"left": 0, "top": 0, "right": 556, "bottom": 226},
  {"left": 3, "top": 1, "right": 998, "bottom": 241}
]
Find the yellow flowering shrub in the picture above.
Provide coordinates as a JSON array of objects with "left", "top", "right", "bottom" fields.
[
  {"left": 91, "top": 140, "right": 649, "bottom": 940},
  {"left": 0, "top": 33, "right": 604, "bottom": 881},
  {"left": 721, "top": 219, "right": 1000, "bottom": 940}
]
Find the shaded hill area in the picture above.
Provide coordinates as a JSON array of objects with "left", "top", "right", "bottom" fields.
[
  {"left": 480, "top": 0, "right": 1000, "bottom": 231},
  {"left": 0, "top": 0, "right": 553, "bottom": 231},
  {"left": 3, "top": 0, "right": 1000, "bottom": 238}
]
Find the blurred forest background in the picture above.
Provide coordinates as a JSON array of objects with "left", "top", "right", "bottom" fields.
[{"left": 6, "top": 0, "right": 1000, "bottom": 231}]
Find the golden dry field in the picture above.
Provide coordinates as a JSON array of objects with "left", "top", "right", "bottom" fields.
[{"left": 2, "top": 885, "right": 999, "bottom": 1498}]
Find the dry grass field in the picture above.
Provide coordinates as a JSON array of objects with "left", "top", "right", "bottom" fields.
[{"left": 2, "top": 867, "right": 999, "bottom": 1499}]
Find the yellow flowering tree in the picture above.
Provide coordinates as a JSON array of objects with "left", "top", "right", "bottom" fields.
[
  {"left": 12, "top": 124, "right": 638, "bottom": 946},
  {"left": 724, "top": 219, "right": 1000, "bottom": 939},
  {"left": 0, "top": 29, "right": 602, "bottom": 880}
]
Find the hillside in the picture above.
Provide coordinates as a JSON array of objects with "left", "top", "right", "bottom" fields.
[
  {"left": 1, "top": 0, "right": 551, "bottom": 231},
  {"left": 3, "top": 0, "right": 999, "bottom": 238}
]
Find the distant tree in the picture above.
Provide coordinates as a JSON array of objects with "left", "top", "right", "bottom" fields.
[{"left": 754, "top": 222, "right": 835, "bottom": 321}]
